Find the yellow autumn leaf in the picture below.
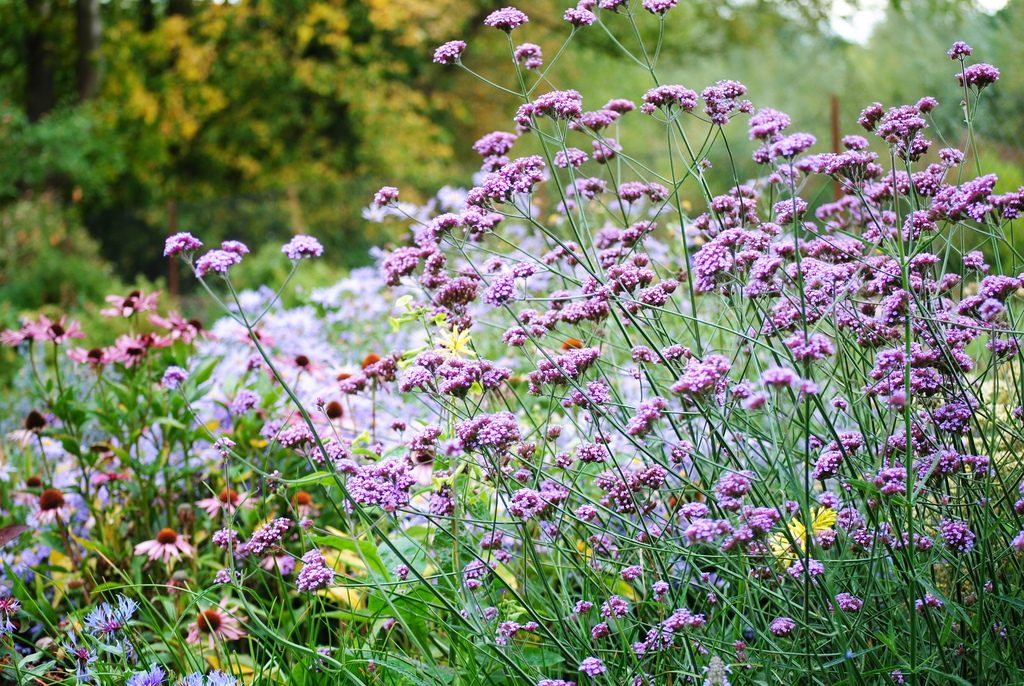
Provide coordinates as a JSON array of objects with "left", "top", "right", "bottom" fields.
[
  {"left": 323, "top": 547, "right": 368, "bottom": 574},
  {"left": 614, "top": 578, "right": 639, "bottom": 602},
  {"left": 49, "top": 549, "right": 73, "bottom": 572},
  {"left": 313, "top": 546, "right": 369, "bottom": 608},
  {"left": 493, "top": 563, "right": 519, "bottom": 592},
  {"left": 48, "top": 549, "right": 73, "bottom": 607},
  {"left": 319, "top": 584, "right": 365, "bottom": 608}
]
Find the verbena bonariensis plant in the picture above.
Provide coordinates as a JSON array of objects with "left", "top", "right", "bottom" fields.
[{"left": 3, "top": 4, "right": 1024, "bottom": 685}]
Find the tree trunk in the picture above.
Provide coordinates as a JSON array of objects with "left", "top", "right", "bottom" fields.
[
  {"left": 139, "top": 0, "right": 156, "bottom": 31},
  {"left": 25, "top": 0, "right": 56, "bottom": 121},
  {"left": 167, "top": 0, "right": 192, "bottom": 17},
  {"left": 75, "top": 0, "right": 102, "bottom": 101}
]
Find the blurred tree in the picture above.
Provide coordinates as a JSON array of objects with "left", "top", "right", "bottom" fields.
[
  {"left": 3, "top": 0, "right": 996, "bottom": 280},
  {"left": 24, "top": 0, "right": 58, "bottom": 120},
  {"left": 75, "top": 0, "right": 102, "bottom": 100}
]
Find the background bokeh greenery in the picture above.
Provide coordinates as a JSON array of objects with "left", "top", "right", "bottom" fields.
[{"left": 2, "top": 0, "right": 1023, "bottom": 321}]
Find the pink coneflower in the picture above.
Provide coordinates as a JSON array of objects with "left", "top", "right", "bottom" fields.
[
  {"left": 34, "top": 315, "right": 85, "bottom": 346},
  {"left": 3, "top": 315, "right": 83, "bottom": 346},
  {"left": 134, "top": 528, "right": 195, "bottom": 564},
  {"left": 106, "top": 333, "right": 172, "bottom": 368},
  {"left": 100, "top": 290, "right": 160, "bottom": 318},
  {"left": 196, "top": 488, "right": 251, "bottom": 517},
  {"left": 0, "top": 323, "right": 34, "bottom": 347},
  {"left": 291, "top": 491, "right": 318, "bottom": 518},
  {"left": 90, "top": 470, "right": 132, "bottom": 486},
  {"left": 34, "top": 488, "right": 72, "bottom": 525},
  {"left": 104, "top": 336, "right": 147, "bottom": 367},
  {"left": 408, "top": 446, "right": 436, "bottom": 486},
  {"left": 67, "top": 347, "right": 112, "bottom": 366},
  {"left": 148, "top": 312, "right": 204, "bottom": 344},
  {"left": 324, "top": 401, "right": 344, "bottom": 420},
  {"left": 12, "top": 475, "right": 43, "bottom": 507},
  {"left": 186, "top": 601, "right": 248, "bottom": 649}
]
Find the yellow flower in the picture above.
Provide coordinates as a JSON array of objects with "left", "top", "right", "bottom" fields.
[
  {"left": 768, "top": 507, "right": 837, "bottom": 566},
  {"left": 437, "top": 327, "right": 475, "bottom": 359}
]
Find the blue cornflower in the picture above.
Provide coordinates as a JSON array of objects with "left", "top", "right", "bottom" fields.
[
  {"left": 65, "top": 633, "right": 98, "bottom": 683},
  {"left": 178, "top": 672, "right": 240, "bottom": 686},
  {"left": 127, "top": 666, "right": 166, "bottom": 686},
  {"left": 84, "top": 595, "right": 138, "bottom": 641}
]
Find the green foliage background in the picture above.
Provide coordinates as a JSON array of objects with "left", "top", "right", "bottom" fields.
[{"left": 1, "top": 0, "right": 1023, "bottom": 304}]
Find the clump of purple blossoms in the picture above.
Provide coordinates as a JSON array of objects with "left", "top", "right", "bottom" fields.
[
  {"left": 701, "top": 79, "right": 751, "bottom": 125},
  {"left": 514, "top": 43, "right": 543, "bottom": 70},
  {"left": 220, "top": 240, "right": 249, "bottom": 255},
  {"left": 835, "top": 593, "right": 864, "bottom": 613},
  {"left": 958, "top": 63, "right": 1000, "bottom": 89},
  {"left": 564, "top": 7, "right": 596, "bottom": 26},
  {"left": 508, "top": 488, "right": 549, "bottom": 519},
  {"left": 161, "top": 365, "right": 188, "bottom": 389},
  {"left": 939, "top": 518, "right": 976, "bottom": 554},
  {"left": 766, "top": 132, "right": 816, "bottom": 160},
  {"left": 948, "top": 41, "right": 972, "bottom": 60},
  {"left": 915, "top": 593, "right": 944, "bottom": 612},
  {"left": 531, "top": 90, "right": 585, "bottom": 120},
  {"left": 578, "top": 656, "right": 606, "bottom": 677},
  {"left": 474, "top": 131, "right": 518, "bottom": 158},
  {"left": 749, "top": 107, "right": 790, "bottom": 140},
  {"left": 373, "top": 186, "right": 399, "bottom": 206},
  {"left": 348, "top": 459, "right": 416, "bottom": 513},
  {"left": 484, "top": 6, "right": 529, "bottom": 31},
  {"left": 769, "top": 616, "right": 796, "bottom": 637},
  {"left": 195, "top": 249, "right": 242, "bottom": 278},
  {"left": 455, "top": 412, "right": 521, "bottom": 451},
  {"left": 296, "top": 549, "right": 335, "bottom": 591},
  {"left": 625, "top": 397, "right": 667, "bottom": 437},
  {"left": 713, "top": 470, "right": 754, "bottom": 510},
  {"left": 164, "top": 231, "right": 202, "bottom": 257},
  {"left": 433, "top": 40, "right": 466, "bottom": 65},
  {"left": 642, "top": 0, "right": 678, "bottom": 15},
  {"left": 245, "top": 518, "right": 292, "bottom": 556},
  {"left": 671, "top": 354, "right": 731, "bottom": 398},
  {"left": 641, "top": 84, "right": 697, "bottom": 114},
  {"left": 784, "top": 332, "right": 835, "bottom": 361},
  {"left": 527, "top": 347, "right": 600, "bottom": 394},
  {"left": 282, "top": 235, "right": 324, "bottom": 260}
]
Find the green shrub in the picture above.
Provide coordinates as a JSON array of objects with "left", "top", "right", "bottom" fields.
[{"left": 0, "top": 197, "right": 120, "bottom": 314}]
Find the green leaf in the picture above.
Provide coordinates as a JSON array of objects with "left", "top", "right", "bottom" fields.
[
  {"left": 190, "top": 356, "right": 221, "bottom": 387},
  {"left": 284, "top": 471, "right": 337, "bottom": 487},
  {"left": 153, "top": 417, "right": 188, "bottom": 430},
  {"left": 60, "top": 438, "right": 82, "bottom": 457},
  {"left": 521, "top": 648, "right": 564, "bottom": 669},
  {"left": 309, "top": 533, "right": 389, "bottom": 580},
  {"left": 920, "top": 668, "right": 973, "bottom": 686}
]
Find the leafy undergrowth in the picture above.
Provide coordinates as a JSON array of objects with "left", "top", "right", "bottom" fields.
[{"left": 2, "top": 5, "right": 1024, "bottom": 686}]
